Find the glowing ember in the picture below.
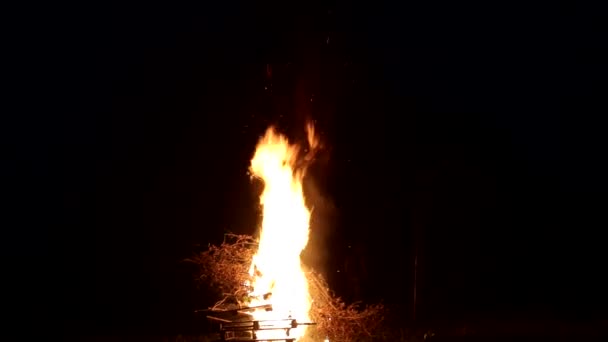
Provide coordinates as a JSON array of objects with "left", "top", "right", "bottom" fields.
[{"left": 247, "top": 124, "right": 318, "bottom": 341}]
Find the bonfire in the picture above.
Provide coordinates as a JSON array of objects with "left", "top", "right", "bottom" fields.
[{"left": 188, "top": 124, "right": 384, "bottom": 341}]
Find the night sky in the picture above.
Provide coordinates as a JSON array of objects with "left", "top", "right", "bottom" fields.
[{"left": 6, "top": 1, "right": 607, "bottom": 338}]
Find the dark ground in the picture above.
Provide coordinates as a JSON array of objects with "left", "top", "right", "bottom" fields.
[{"left": 3, "top": 1, "right": 607, "bottom": 340}]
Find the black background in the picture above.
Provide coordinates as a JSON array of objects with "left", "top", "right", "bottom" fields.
[{"left": 4, "top": 1, "right": 607, "bottom": 338}]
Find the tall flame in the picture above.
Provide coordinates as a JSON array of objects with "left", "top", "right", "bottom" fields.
[{"left": 248, "top": 124, "right": 317, "bottom": 340}]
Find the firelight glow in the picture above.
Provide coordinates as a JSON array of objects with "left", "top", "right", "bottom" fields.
[{"left": 247, "top": 124, "right": 318, "bottom": 341}]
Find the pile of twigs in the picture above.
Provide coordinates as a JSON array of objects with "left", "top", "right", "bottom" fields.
[{"left": 187, "top": 234, "right": 385, "bottom": 341}]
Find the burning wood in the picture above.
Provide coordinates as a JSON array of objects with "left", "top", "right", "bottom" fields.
[
  {"left": 208, "top": 317, "right": 317, "bottom": 342},
  {"left": 188, "top": 124, "right": 385, "bottom": 341}
]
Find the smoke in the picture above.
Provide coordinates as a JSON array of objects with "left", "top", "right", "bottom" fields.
[{"left": 301, "top": 144, "right": 336, "bottom": 276}]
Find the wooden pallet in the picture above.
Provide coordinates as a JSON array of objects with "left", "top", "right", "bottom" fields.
[{"left": 202, "top": 306, "right": 315, "bottom": 342}]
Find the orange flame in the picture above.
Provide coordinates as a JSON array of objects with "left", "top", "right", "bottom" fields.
[{"left": 248, "top": 124, "right": 318, "bottom": 340}]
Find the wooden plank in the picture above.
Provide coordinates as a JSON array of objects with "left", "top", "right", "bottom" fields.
[
  {"left": 222, "top": 326, "right": 293, "bottom": 332},
  {"left": 224, "top": 339, "right": 295, "bottom": 342}
]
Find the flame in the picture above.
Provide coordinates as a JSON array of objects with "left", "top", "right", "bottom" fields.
[{"left": 248, "top": 124, "right": 317, "bottom": 340}]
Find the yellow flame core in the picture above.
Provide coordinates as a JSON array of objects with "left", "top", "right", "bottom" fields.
[{"left": 248, "top": 126, "right": 315, "bottom": 340}]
